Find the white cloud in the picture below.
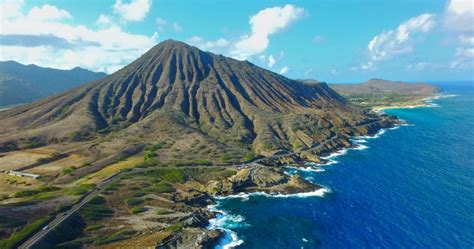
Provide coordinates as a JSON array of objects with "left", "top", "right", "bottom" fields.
[
  {"left": 367, "top": 13, "right": 434, "bottom": 62},
  {"left": 96, "top": 14, "right": 112, "bottom": 27},
  {"left": 361, "top": 62, "right": 376, "bottom": 71},
  {"left": 113, "top": 0, "right": 151, "bottom": 22},
  {"left": 1, "top": 0, "right": 24, "bottom": 20},
  {"left": 231, "top": 4, "right": 305, "bottom": 59},
  {"left": 444, "top": 0, "right": 474, "bottom": 32},
  {"left": 187, "top": 36, "right": 230, "bottom": 55},
  {"left": 1, "top": 3, "right": 158, "bottom": 73},
  {"left": 28, "top": 4, "right": 72, "bottom": 21},
  {"left": 267, "top": 54, "right": 276, "bottom": 67},
  {"left": 279, "top": 66, "right": 289, "bottom": 74},
  {"left": 443, "top": 0, "right": 474, "bottom": 68}
]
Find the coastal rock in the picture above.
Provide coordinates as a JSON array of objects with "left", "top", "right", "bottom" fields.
[
  {"left": 229, "top": 166, "right": 287, "bottom": 189},
  {"left": 175, "top": 189, "right": 213, "bottom": 207},
  {"left": 157, "top": 228, "right": 223, "bottom": 249}
]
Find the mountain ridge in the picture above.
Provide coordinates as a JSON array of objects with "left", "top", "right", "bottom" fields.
[
  {"left": 329, "top": 78, "right": 440, "bottom": 95},
  {"left": 0, "top": 60, "right": 107, "bottom": 107},
  {"left": 0, "top": 40, "right": 394, "bottom": 165}
]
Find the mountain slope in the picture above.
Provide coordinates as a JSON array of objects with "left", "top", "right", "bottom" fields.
[
  {"left": 0, "top": 40, "right": 394, "bottom": 162},
  {"left": 0, "top": 61, "right": 106, "bottom": 107}
]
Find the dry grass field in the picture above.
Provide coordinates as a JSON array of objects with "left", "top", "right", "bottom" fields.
[
  {"left": 0, "top": 174, "right": 41, "bottom": 196},
  {"left": 25, "top": 153, "right": 85, "bottom": 177},
  {"left": 78, "top": 156, "right": 144, "bottom": 185}
]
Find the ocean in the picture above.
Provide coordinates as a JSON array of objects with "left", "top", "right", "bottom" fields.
[{"left": 209, "top": 82, "right": 474, "bottom": 249}]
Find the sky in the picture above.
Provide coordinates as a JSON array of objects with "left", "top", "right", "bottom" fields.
[{"left": 0, "top": 0, "right": 473, "bottom": 82}]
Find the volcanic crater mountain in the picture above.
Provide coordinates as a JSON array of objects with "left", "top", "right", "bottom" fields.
[{"left": 0, "top": 40, "right": 394, "bottom": 166}]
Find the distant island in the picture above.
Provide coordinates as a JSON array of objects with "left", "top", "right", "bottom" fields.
[
  {"left": 0, "top": 61, "right": 106, "bottom": 107},
  {"left": 327, "top": 78, "right": 440, "bottom": 112},
  {"left": 0, "top": 40, "right": 400, "bottom": 248}
]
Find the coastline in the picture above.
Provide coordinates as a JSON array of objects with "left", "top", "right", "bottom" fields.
[
  {"left": 205, "top": 91, "right": 462, "bottom": 248},
  {"left": 371, "top": 93, "right": 454, "bottom": 113},
  {"left": 203, "top": 120, "right": 400, "bottom": 248}
]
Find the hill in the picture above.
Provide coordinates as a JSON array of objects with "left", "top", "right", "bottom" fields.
[
  {"left": 330, "top": 78, "right": 440, "bottom": 95},
  {"left": 0, "top": 40, "right": 395, "bottom": 166},
  {"left": 329, "top": 78, "right": 440, "bottom": 110},
  {"left": 0, "top": 61, "right": 106, "bottom": 107}
]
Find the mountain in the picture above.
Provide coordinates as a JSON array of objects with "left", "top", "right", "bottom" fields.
[
  {"left": 330, "top": 78, "right": 440, "bottom": 95},
  {"left": 0, "top": 40, "right": 393, "bottom": 164},
  {"left": 0, "top": 61, "right": 107, "bottom": 107},
  {"left": 297, "top": 79, "right": 321, "bottom": 84}
]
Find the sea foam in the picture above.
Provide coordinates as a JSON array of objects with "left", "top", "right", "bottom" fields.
[
  {"left": 215, "top": 188, "right": 330, "bottom": 200},
  {"left": 207, "top": 205, "right": 246, "bottom": 249}
]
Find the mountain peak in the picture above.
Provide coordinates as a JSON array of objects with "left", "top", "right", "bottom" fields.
[{"left": 0, "top": 39, "right": 354, "bottom": 157}]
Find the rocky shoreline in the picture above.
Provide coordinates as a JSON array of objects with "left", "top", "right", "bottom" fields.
[
  {"left": 159, "top": 116, "right": 401, "bottom": 248},
  {"left": 157, "top": 165, "right": 325, "bottom": 248}
]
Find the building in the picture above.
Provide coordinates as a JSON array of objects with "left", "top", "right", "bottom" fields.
[{"left": 7, "top": 171, "right": 41, "bottom": 179}]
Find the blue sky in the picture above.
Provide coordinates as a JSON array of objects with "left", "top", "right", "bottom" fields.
[{"left": 1, "top": 0, "right": 473, "bottom": 82}]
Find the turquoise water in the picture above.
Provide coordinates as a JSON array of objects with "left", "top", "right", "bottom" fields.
[{"left": 211, "top": 82, "right": 474, "bottom": 248}]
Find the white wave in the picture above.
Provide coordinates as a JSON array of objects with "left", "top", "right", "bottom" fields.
[
  {"left": 352, "top": 143, "right": 369, "bottom": 150},
  {"left": 352, "top": 138, "right": 368, "bottom": 143},
  {"left": 285, "top": 165, "right": 325, "bottom": 173},
  {"left": 321, "top": 148, "right": 348, "bottom": 160},
  {"left": 426, "top": 103, "right": 440, "bottom": 108},
  {"left": 216, "top": 188, "right": 330, "bottom": 200},
  {"left": 207, "top": 206, "right": 246, "bottom": 249}
]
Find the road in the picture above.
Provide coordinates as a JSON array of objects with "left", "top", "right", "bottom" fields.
[
  {"left": 19, "top": 118, "right": 383, "bottom": 248},
  {"left": 18, "top": 177, "right": 113, "bottom": 249}
]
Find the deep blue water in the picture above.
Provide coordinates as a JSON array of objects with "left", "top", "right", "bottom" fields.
[{"left": 211, "top": 82, "right": 474, "bottom": 249}]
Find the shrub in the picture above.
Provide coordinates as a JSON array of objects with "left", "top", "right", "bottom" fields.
[
  {"left": 156, "top": 209, "right": 174, "bottom": 215},
  {"left": 164, "top": 223, "right": 183, "bottom": 233},
  {"left": 129, "top": 191, "right": 146, "bottom": 197},
  {"left": 130, "top": 206, "right": 147, "bottom": 214},
  {"left": 85, "top": 224, "right": 104, "bottom": 232},
  {"left": 153, "top": 182, "right": 174, "bottom": 193},
  {"left": 61, "top": 166, "right": 76, "bottom": 175},
  {"left": 124, "top": 197, "right": 143, "bottom": 206},
  {"left": 0, "top": 216, "right": 50, "bottom": 249},
  {"left": 80, "top": 196, "right": 113, "bottom": 221}
]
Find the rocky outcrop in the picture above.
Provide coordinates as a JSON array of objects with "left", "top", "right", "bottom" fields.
[{"left": 204, "top": 166, "right": 322, "bottom": 195}]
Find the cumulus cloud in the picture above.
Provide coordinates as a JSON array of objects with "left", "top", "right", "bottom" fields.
[
  {"left": 231, "top": 4, "right": 305, "bottom": 59},
  {"left": 186, "top": 36, "right": 230, "bottom": 55},
  {"left": 186, "top": 4, "right": 304, "bottom": 73},
  {"left": 443, "top": 0, "right": 474, "bottom": 68},
  {"left": 28, "top": 4, "right": 72, "bottom": 21},
  {"left": 113, "top": 0, "right": 151, "bottom": 22},
  {"left": 367, "top": 13, "right": 434, "bottom": 62},
  {"left": 279, "top": 66, "right": 289, "bottom": 74},
  {"left": 444, "top": 0, "right": 474, "bottom": 32},
  {"left": 96, "top": 14, "right": 112, "bottom": 27},
  {"left": 0, "top": 2, "right": 158, "bottom": 73},
  {"left": 1, "top": 0, "right": 25, "bottom": 19}
]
